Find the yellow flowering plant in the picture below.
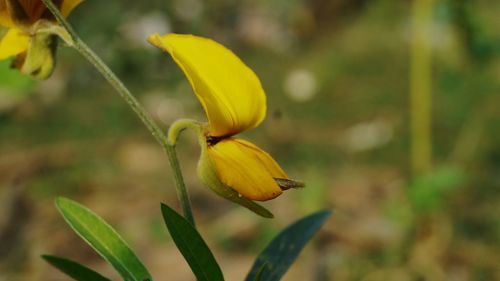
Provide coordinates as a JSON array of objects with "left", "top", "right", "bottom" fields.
[
  {"left": 0, "top": 0, "right": 81, "bottom": 79},
  {"left": 149, "top": 33, "right": 304, "bottom": 218},
  {"left": 3, "top": 1, "right": 331, "bottom": 280}
]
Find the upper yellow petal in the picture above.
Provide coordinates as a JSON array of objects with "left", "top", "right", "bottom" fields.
[
  {"left": 0, "top": 0, "right": 81, "bottom": 26},
  {"left": 61, "top": 0, "right": 82, "bottom": 17},
  {"left": 5, "top": 0, "right": 42, "bottom": 24},
  {"left": 207, "top": 138, "right": 288, "bottom": 201},
  {"left": 148, "top": 33, "right": 266, "bottom": 137},
  {"left": 0, "top": 27, "right": 28, "bottom": 60}
]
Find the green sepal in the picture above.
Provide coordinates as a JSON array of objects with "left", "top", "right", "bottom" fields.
[{"left": 15, "top": 29, "right": 58, "bottom": 80}]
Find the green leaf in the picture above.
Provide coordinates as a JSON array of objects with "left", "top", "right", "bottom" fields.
[
  {"left": 245, "top": 210, "right": 332, "bottom": 281},
  {"left": 56, "top": 197, "right": 152, "bottom": 281},
  {"left": 42, "top": 255, "right": 111, "bottom": 281},
  {"left": 252, "top": 263, "right": 268, "bottom": 281},
  {"left": 160, "top": 203, "right": 224, "bottom": 281}
]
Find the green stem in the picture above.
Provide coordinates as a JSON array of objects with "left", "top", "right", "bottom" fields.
[
  {"left": 168, "top": 119, "right": 205, "bottom": 145},
  {"left": 164, "top": 145, "right": 195, "bottom": 225},
  {"left": 41, "top": 0, "right": 195, "bottom": 225},
  {"left": 166, "top": 119, "right": 205, "bottom": 225}
]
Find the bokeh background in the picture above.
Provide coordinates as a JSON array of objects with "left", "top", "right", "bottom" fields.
[{"left": 1, "top": 0, "right": 499, "bottom": 280}]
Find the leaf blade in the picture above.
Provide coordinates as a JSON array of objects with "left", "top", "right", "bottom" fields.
[
  {"left": 245, "top": 210, "right": 332, "bottom": 281},
  {"left": 42, "top": 255, "right": 111, "bottom": 281},
  {"left": 56, "top": 197, "right": 152, "bottom": 281},
  {"left": 252, "top": 263, "right": 268, "bottom": 281},
  {"left": 161, "top": 203, "right": 224, "bottom": 281}
]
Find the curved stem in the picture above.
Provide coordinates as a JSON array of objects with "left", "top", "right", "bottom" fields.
[
  {"left": 42, "top": 0, "right": 195, "bottom": 225},
  {"left": 167, "top": 119, "right": 205, "bottom": 145},
  {"left": 166, "top": 119, "right": 206, "bottom": 225}
]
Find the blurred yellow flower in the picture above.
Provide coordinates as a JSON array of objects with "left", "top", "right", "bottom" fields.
[
  {"left": 0, "top": 0, "right": 82, "bottom": 79},
  {"left": 149, "top": 33, "right": 303, "bottom": 204}
]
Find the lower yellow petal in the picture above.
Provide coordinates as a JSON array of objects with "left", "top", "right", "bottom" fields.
[
  {"left": 207, "top": 138, "right": 288, "bottom": 201},
  {"left": 61, "top": 0, "right": 83, "bottom": 17},
  {"left": 0, "top": 28, "right": 28, "bottom": 60},
  {"left": 197, "top": 149, "right": 274, "bottom": 218}
]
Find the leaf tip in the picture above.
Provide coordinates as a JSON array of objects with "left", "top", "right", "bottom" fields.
[{"left": 55, "top": 196, "right": 69, "bottom": 207}]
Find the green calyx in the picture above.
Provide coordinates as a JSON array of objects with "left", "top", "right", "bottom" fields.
[
  {"left": 16, "top": 30, "right": 58, "bottom": 80},
  {"left": 12, "top": 20, "right": 74, "bottom": 80}
]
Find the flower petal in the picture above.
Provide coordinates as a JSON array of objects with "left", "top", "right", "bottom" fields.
[
  {"left": 198, "top": 148, "right": 274, "bottom": 218},
  {"left": 207, "top": 138, "right": 288, "bottom": 201},
  {"left": 2, "top": 0, "right": 79, "bottom": 25},
  {"left": 148, "top": 33, "right": 266, "bottom": 137},
  {"left": 61, "top": 0, "right": 82, "bottom": 17},
  {"left": 0, "top": 0, "right": 15, "bottom": 27},
  {"left": 6, "top": 0, "right": 43, "bottom": 24},
  {"left": 0, "top": 27, "right": 28, "bottom": 60}
]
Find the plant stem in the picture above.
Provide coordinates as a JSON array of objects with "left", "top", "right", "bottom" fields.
[
  {"left": 166, "top": 119, "right": 206, "bottom": 225},
  {"left": 167, "top": 119, "right": 205, "bottom": 145},
  {"left": 42, "top": 0, "right": 195, "bottom": 225},
  {"left": 410, "top": 0, "right": 434, "bottom": 177}
]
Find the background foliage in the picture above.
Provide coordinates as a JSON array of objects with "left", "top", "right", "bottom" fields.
[{"left": 0, "top": 0, "right": 499, "bottom": 280}]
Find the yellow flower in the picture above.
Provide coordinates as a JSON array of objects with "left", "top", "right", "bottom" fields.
[
  {"left": 148, "top": 33, "right": 303, "bottom": 216},
  {"left": 0, "top": 0, "right": 82, "bottom": 79}
]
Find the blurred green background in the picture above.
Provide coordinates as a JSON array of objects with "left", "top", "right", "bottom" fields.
[{"left": 1, "top": 0, "right": 499, "bottom": 280}]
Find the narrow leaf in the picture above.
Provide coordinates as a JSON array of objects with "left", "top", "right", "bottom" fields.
[
  {"left": 56, "top": 197, "right": 152, "bottom": 281},
  {"left": 252, "top": 263, "right": 268, "bottom": 281},
  {"left": 245, "top": 210, "right": 332, "bottom": 281},
  {"left": 42, "top": 255, "right": 111, "bottom": 281},
  {"left": 161, "top": 203, "right": 224, "bottom": 281}
]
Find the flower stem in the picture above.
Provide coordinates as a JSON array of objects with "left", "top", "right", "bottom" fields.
[
  {"left": 41, "top": 0, "right": 195, "bottom": 225},
  {"left": 167, "top": 119, "right": 205, "bottom": 145}
]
